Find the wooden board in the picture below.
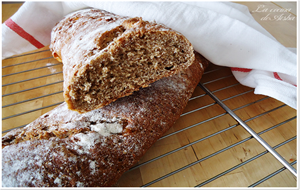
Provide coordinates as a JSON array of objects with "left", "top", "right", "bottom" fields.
[
  {"left": 2, "top": 1, "right": 297, "bottom": 187},
  {"left": 2, "top": 2, "right": 24, "bottom": 23}
]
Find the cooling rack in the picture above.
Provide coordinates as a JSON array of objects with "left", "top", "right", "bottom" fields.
[{"left": 2, "top": 47, "right": 297, "bottom": 187}]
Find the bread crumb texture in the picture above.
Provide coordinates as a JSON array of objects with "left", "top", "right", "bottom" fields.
[
  {"left": 50, "top": 9, "right": 195, "bottom": 113},
  {"left": 2, "top": 53, "right": 206, "bottom": 187}
]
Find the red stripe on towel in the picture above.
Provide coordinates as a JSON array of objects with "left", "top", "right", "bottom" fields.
[
  {"left": 231, "top": 67, "right": 252, "bottom": 72},
  {"left": 273, "top": 72, "right": 282, "bottom": 81},
  {"left": 274, "top": 72, "right": 297, "bottom": 87},
  {"left": 4, "top": 18, "right": 44, "bottom": 49}
]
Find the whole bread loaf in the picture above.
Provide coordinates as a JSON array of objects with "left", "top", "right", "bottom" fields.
[
  {"left": 2, "top": 52, "right": 209, "bottom": 187},
  {"left": 50, "top": 9, "right": 195, "bottom": 113}
]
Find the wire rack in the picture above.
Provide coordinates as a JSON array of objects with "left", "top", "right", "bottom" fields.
[{"left": 2, "top": 47, "right": 297, "bottom": 187}]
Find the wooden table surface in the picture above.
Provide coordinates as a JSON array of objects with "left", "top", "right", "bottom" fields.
[{"left": 2, "top": 1, "right": 297, "bottom": 187}]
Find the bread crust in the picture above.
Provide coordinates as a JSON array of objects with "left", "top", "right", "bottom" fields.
[
  {"left": 50, "top": 9, "right": 195, "bottom": 113},
  {"left": 2, "top": 52, "right": 208, "bottom": 187}
]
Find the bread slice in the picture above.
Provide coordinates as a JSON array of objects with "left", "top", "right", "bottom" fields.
[
  {"left": 50, "top": 9, "right": 195, "bottom": 113},
  {"left": 2, "top": 52, "right": 209, "bottom": 187}
]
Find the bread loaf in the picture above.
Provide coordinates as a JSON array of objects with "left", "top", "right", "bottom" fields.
[
  {"left": 2, "top": 52, "right": 209, "bottom": 187},
  {"left": 50, "top": 9, "right": 195, "bottom": 113}
]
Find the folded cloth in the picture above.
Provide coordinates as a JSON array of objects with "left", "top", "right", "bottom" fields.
[{"left": 2, "top": 1, "right": 297, "bottom": 109}]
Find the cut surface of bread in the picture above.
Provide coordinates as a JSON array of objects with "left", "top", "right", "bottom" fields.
[
  {"left": 2, "top": 52, "right": 209, "bottom": 187},
  {"left": 50, "top": 9, "right": 195, "bottom": 113}
]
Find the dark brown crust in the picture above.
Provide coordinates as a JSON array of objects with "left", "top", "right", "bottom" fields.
[
  {"left": 2, "top": 52, "right": 208, "bottom": 187},
  {"left": 50, "top": 9, "right": 195, "bottom": 113}
]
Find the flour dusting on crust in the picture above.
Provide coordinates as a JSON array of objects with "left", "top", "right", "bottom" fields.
[{"left": 2, "top": 52, "right": 206, "bottom": 187}]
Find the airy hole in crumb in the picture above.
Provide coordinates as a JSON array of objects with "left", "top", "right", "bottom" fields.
[{"left": 165, "top": 66, "right": 174, "bottom": 70}]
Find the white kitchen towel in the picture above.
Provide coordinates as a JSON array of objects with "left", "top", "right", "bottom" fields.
[{"left": 2, "top": 1, "right": 297, "bottom": 109}]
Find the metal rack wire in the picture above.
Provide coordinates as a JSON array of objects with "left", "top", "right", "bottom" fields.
[{"left": 2, "top": 48, "right": 297, "bottom": 187}]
